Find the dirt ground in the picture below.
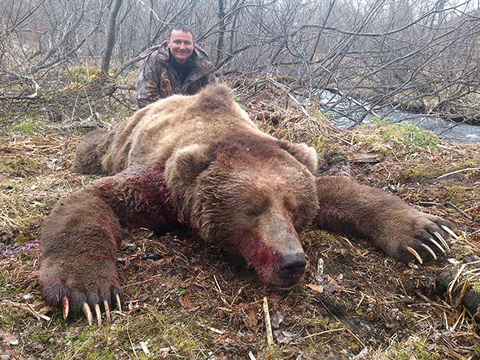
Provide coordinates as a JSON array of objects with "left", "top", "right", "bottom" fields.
[{"left": 1, "top": 80, "right": 479, "bottom": 359}]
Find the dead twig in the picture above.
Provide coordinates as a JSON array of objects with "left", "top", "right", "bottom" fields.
[
  {"left": 437, "top": 167, "right": 480, "bottom": 179},
  {"left": 448, "top": 264, "right": 467, "bottom": 306},
  {"left": 325, "top": 87, "right": 381, "bottom": 120},
  {"left": 446, "top": 201, "right": 474, "bottom": 221},
  {"left": 415, "top": 291, "right": 451, "bottom": 310},
  {"left": 302, "top": 327, "right": 345, "bottom": 340},
  {"left": 263, "top": 296, "right": 274, "bottom": 346},
  {"left": 2, "top": 300, "right": 51, "bottom": 321}
]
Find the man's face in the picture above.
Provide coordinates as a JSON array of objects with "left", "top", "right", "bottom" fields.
[{"left": 167, "top": 30, "right": 195, "bottom": 64}]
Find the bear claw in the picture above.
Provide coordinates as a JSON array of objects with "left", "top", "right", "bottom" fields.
[
  {"left": 62, "top": 296, "right": 69, "bottom": 320},
  {"left": 82, "top": 303, "right": 93, "bottom": 326},
  {"left": 441, "top": 225, "right": 459, "bottom": 240},
  {"left": 405, "top": 246, "right": 423, "bottom": 264},
  {"left": 81, "top": 296, "right": 120, "bottom": 325},
  {"left": 403, "top": 223, "right": 458, "bottom": 264},
  {"left": 94, "top": 304, "right": 102, "bottom": 326},
  {"left": 116, "top": 294, "right": 122, "bottom": 313},
  {"left": 421, "top": 244, "right": 437, "bottom": 260},
  {"left": 59, "top": 288, "right": 121, "bottom": 325},
  {"left": 426, "top": 237, "right": 446, "bottom": 254},
  {"left": 104, "top": 300, "right": 111, "bottom": 322},
  {"left": 433, "top": 231, "right": 450, "bottom": 251}
]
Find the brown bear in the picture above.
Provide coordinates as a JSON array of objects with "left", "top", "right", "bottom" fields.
[{"left": 39, "top": 85, "right": 457, "bottom": 325}]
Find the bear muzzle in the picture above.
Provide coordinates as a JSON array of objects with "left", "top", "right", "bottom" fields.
[{"left": 274, "top": 252, "right": 306, "bottom": 289}]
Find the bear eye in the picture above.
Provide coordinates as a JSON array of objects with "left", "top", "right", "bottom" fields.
[
  {"left": 245, "top": 209, "right": 261, "bottom": 217},
  {"left": 284, "top": 198, "right": 297, "bottom": 216},
  {"left": 244, "top": 197, "right": 269, "bottom": 217}
]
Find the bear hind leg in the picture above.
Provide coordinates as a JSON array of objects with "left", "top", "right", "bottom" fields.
[{"left": 73, "top": 129, "right": 110, "bottom": 174}]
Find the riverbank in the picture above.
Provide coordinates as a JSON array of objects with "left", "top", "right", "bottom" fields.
[{"left": 318, "top": 89, "right": 480, "bottom": 143}]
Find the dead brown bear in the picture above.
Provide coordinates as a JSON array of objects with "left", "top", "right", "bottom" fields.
[{"left": 39, "top": 85, "right": 457, "bottom": 324}]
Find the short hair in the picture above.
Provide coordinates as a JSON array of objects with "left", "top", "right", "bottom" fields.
[{"left": 169, "top": 23, "right": 195, "bottom": 41}]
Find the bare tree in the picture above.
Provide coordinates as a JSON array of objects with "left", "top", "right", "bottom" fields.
[
  {"left": 101, "top": 0, "right": 124, "bottom": 74},
  {"left": 2, "top": 0, "right": 480, "bottom": 123}
]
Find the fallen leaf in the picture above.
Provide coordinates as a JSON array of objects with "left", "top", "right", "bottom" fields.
[
  {"left": 0, "top": 331, "right": 18, "bottom": 345},
  {"left": 306, "top": 283, "right": 324, "bottom": 294},
  {"left": 243, "top": 307, "right": 258, "bottom": 332},
  {"left": 274, "top": 330, "right": 296, "bottom": 344},
  {"left": 271, "top": 312, "right": 284, "bottom": 329},
  {"left": 179, "top": 294, "right": 193, "bottom": 308}
]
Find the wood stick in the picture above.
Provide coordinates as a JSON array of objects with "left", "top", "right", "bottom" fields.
[
  {"left": 446, "top": 201, "right": 474, "bottom": 220},
  {"left": 263, "top": 296, "right": 274, "bottom": 346},
  {"left": 437, "top": 167, "right": 480, "bottom": 179}
]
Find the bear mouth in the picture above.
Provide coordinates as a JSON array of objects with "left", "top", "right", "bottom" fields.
[
  {"left": 277, "top": 282, "right": 299, "bottom": 291},
  {"left": 273, "top": 274, "right": 303, "bottom": 291}
]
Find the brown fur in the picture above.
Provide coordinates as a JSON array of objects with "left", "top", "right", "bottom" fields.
[
  {"left": 40, "top": 85, "right": 454, "bottom": 315},
  {"left": 73, "top": 130, "right": 106, "bottom": 174}
]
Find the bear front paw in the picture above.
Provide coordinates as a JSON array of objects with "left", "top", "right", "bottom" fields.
[
  {"left": 377, "top": 211, "right": 459, "bottom": 265},
  {"left": 39, "top": 258, "right": 123, "bottom": 325}
]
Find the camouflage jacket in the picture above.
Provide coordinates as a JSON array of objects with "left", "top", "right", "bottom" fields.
[{"left": 135, "top": 41, "right": 216, "bottom": 108}]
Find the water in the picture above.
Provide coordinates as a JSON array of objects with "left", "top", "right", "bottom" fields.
[{"left": 317, "top": 89, "right": 480, "bottom": 143}]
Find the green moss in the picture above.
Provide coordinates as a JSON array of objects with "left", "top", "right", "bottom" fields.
[
  {"left": 368, "top": 116, "right": 392, "bottom": 125},
  {"left": 475, "top": 343, "right": 480, "bottom": 356},
  {"left": 85, "top": 349, "right": 118, "bottom": 360},
  {"left": 301, "top": 315, "right": 342, "bottom": 333},
  {"left": 400, "top": 164, "right": 441, "bottom": 182},
  {"left": 441, "top": 185, "right": 478, "bottom": 207},
  {"left": 0, "top": 306, "right": 32, "bottom": 329},
  {"left": 263, "top": 344, "right": 284, "bottom": 359},
  {"left": 312, "top": 135, "right": 332, "bottom": 150},
  {"left": 309, "top": 317, "right": 331, "bottom": 332},
  {"left": 401, "top": 161, "right": 480, "bottom": 184},
  {"left": 364, "top": 135, "right": 392, "bottom": 155},
  {"left": 176, "top": 287, "right": 187, "bottom": 296},
  {"left": 322, "top": 111, "right": 335, "bottom": 121},
  {"left": 360, "top": 121, "right": 438, "bottom": 153},
  {"left": 15, "top": 233, "right": 27, "bottom": 245},
  {"left": 26, "top": 328, "right": 54, "bottom": 345},
  {"left": 69, "top": 66, "right": 101, "bottom": 80},
  {"left": 11, "top": 122, "right": 35, "bottom": 133},
  {"left": 0, "top": 272, "right": 9, "bottom": 296},
  {"left": 57, "top": 307, "right": 211, "bottom": 359},
  {"left": 472, "top": 281, "right": 480, "bottom": 295},
  {"left": 0, "top": 157, "right": 40, "bottom": 177},
  {"left": 402, "top": 310, "right": 415, "bottom": 322},
  {"left": 382, "top": 123, "right": 437, "bottom": 150},
  {"left": 388, "top": 336, "right": 439, "bottom": 360}
]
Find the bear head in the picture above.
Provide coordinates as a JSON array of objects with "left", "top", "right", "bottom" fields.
[{"left": 165, "top": 137, "right": 319, "bottom": 289}]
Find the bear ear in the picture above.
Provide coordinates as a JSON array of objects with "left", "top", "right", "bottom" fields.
[
  {"left": 278, "top": 141, "right": 318, "bottom": 173},
  {"left": 165, "top": 144, "right": 213, "bottom": 188},
  {"left": 196, "top": 85, "right": 234, "bottom": 112}
]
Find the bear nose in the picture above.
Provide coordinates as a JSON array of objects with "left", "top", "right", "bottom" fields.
[{"left": 276, "top": 253, "right": 306, "bottom": 278}]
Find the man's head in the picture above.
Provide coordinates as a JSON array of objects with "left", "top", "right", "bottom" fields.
[{"left": 167, "top": 23, "right": 195, "bottom": 64}]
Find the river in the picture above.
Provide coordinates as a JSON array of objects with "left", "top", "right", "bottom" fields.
[{"left": 317, "top": 90, "right": 480, "bottom": 144}]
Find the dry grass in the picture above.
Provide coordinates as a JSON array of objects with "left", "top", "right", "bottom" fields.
[{"left": 1, "top": 80, "right": 479, "bottom": 359}]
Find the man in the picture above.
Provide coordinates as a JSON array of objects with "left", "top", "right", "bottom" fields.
[{"left": 135, "top": 23, "right": 216, "bottom": 108}]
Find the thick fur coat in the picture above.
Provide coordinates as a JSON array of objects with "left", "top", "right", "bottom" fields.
[{"left": 40, "top": 85, "right": 455, "bottom": 321}]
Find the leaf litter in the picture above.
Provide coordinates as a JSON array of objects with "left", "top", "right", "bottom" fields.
[{"left": 0, "top": 78, "right": 479, "bottom": 359}]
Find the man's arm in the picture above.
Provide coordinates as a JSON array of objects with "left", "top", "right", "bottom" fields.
[
  {"left": 135, "top": 54, "right": 162, "bottom": 108},
  {"left": 203, "top": 68, "right": 217, "bottom": 86},
  {"left": 185, "top": 66, "right": 217, "bottom": 95}
]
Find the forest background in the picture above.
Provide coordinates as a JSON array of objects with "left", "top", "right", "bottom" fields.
[
  {"left": 3, "top": 0, "right": 480, "bottom": 123},
  {"left": 1, "top": 1, "right": 480, "bottom": 359}
]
